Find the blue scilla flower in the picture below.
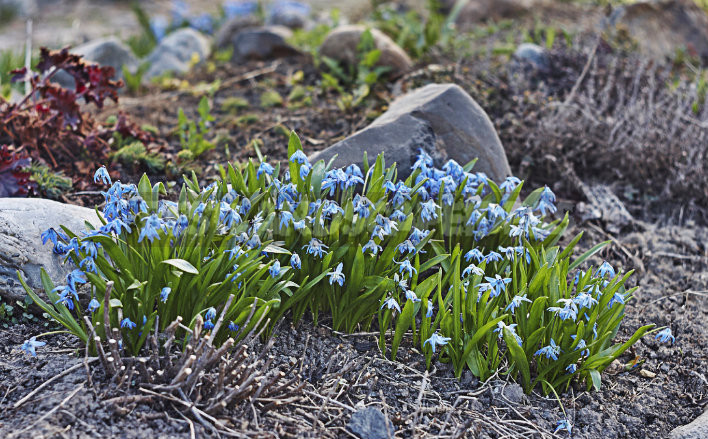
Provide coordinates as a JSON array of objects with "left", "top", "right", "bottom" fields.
[
  {"left": 172, "top": 214, "right": 189, "bottom": 239},
  {"left": 464, "top": 248, "right": 484, "bottom": 263},
  {"left": 67, "top": 269, "right": 87, "bottom": 291},
  {"left": 204, "top": 307, "right": 216, "bottom": 321},
  {"left": 397, "top": 240, "right": 418, "bottom": 255},
  {"left": 381, "top": 297, "right": 401, "bottom": 314},
  {"left": 537, "top": 186, "right": 557, "bottom": 216},
  {"left": 160, "top": 287, "right": 171, "bottom": 303},
  {"left": 424, "top": 332, "right": 451, "bottom": 353},
  {"left": 548, "top": 298, "right": 578, "bottom": 321},
  {"left": 409, "top": 227, "right": 430, "bottom": 246},
  {"left": 608, "top": 291, "right": 626, "bottom": 308},
  {"left": 139, "top": 214, "right": 163, "bottom": 243},
  {"left": 493, "top": 321, "right": 522, "bottom": 346},
  {"left": 41, "top": 227, "right": 62, "bottom": 247},
  {"left": 279, "top": 211, "right": 294, "bottom": 229},
  {"left": 299, "top": 163, "right": 311, "bottom": 179},
  {"left": 391, "top": 182, "right": 412, "bottom": 207},
  {"left": 270, "top": 260, "right": 282, "bottom": 278},
  {"left": 228, "top": 321, "right": 240, "bottom": 332},
  {"left": 573, "top": 292, "right": 598, "bottom": 310},
  {"left": 222, "top": 207, "right": 242, "bottom": 228},
  {"left": 484, "top": 251, "right": 503, "bottom": 264},
  {"left": 290, "top": 253, "right": 301, "bottom": 269},
  {"left": 396, "top": 259, "right": 417, "bottom": 279},
  {"left": 20, "top": 336, "right": 46, "bottom": 357},
  {"left": 505, "top": 294, "right": 531, "bottom": 314},
  {"left": 499, "top": 176, "right": 521, "bottom": 193},
  {"left": 80, "top": 240, "right": 99, "bottom": 259},
  {"left": 597, "top": 261, "right": 616, "bottom": 279},
  {"left": 425, "top": 300, "right": 434, "bottom": 318},
  {"left": 353, "top": 195, "right": 372, "bottom": 219},
  {"left": 571, "top": 335, "right": 590, "bottom": 356},
  {"left": 390, "top": 209, "right": 407, "bottom": 222},
  {"left": 88, "top": 298, "right": 101, "bottom": 313},
  {"left": 462, "top": 264, "right": 484, "bottom": 278},
  {"left": 345, "top": 164, "right": 363, "bottom": 178},
  {"left": 203, "top": 319, "right": 215, "bottom": 330},
  {"left": 498, "top": 245, "right": 516, "bottom": 260},
  {"left": 94, "top": 166, "right": 111, "bottom": 186},
  {"left": 239, "top": 197, "right": 252, "bottom": 215},
  {"left": 413, "top": 149, "right": 433, "bottom": 171},
  {"left": 246, "top": 233, "right": 262, "bottom": 249},
  {"left": 375, "top": 214, "right": 398, "bottom": 235},
  {"left": 292, "top": 219, "right": 306, "bottom": 230},
  {"left": 321, "top": 200, "right": 344, "bottom": 219},
  {"left": 655, "top": 327, "right": 675, "bottom": 344},
  {"left": 321, "top": 169, "right": 349, "bottom": 195},
  {"left": 362, "top": 240, "right": 382, "bottom": 255},
  {"left": 121, "top": 318, "right": 137, "bottom": 330},
  {"left": 129, "top": 196, "right": 148, "bottom": 215},
  {"left": 554, "top": 419, "right": 572, "bottom": 436},
  {"left": 442, "top": 159, "right": 464, "bottom": 181},
  {"left": 485, "top": 203, "right": 507, "bottom": 221},
  {"left": 290, "top": 150, "right": 309, "bottom": 164},
  {"left": 250, "top": 212, "right": 264, "bottom": 234},
  {"left": 327, "top": 262, "right": 345, "bottom": 287},
  {"left": 80, "top": 256, "right": 97, "bottom": 274},
  {"left": 566, "top": 364, "right": 577, "bottom": 374},
  {"left": 420, "top": 199, "right": 439, "bottom": 222},
  {"left": 484, "top": 275, "right": 511, "bottom": 297},
  {"left": 303, "top": 238, "right": 328, "bottom": 258},
  {"left": 100, "top": 219, "right": 132, "bottom": 235},
  {"left": 404, "top": 290, "right": 420, "bottom": 303},
  {"left": 535, "top": 339, "right": 561, "bottom": 361},
  {"left": 257, "top": 162, "right": 274, "bottom": 179}
]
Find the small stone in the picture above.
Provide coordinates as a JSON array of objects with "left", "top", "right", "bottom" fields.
[
  {"left": 499, "top": 383, "right": 525, "bottom": 404},
  {"left": 53, "top": 37, "right": 139, "bottom": 89},
  {"left": 144, "top": 28, "right": 212, "bottom": 80},
  {"left": 514, "top": 43, "right": 550, "bottom": 70},
  {"left": 347, "top": 407, "right": 395, "bottom": 439},
  {"left": 219, "top": 26, "right": 300, "bottom": 62},
  {"left": 267, "top": 1, "right": 310, "bottom": 30},
  {"left": 639, "top": 369, "right": 656, "bottom": 378},
  {"left": 319, "top": 25, "right": 412, "bottom": 78}
]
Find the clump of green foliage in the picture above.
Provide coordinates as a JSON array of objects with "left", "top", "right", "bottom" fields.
[
  {"left": 23, "top": 131, "right": 660, "bottom": 396},
  {"left": 176, "top": 96, "right": 216, "bottom": 160},
  {"left": 29, "top": 164, "right": 73, "bottom": 200}
]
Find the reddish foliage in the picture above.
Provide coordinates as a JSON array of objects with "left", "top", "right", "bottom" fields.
[
  {"left": 0, "top": 145, "right": 33, "bottom": 197},
  {"left": 0, "top": 47, "right": 162, "bottom": 191}
]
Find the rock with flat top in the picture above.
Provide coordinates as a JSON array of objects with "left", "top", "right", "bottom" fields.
[
  {"left": 0, "top": 199, "right": 100, "bottom": 302},
  {"left": 670, "top": 407, "right": 708, "bottom": 439},
  {"left": 309, "top": 83, "right": 511, "bottom": 182}
]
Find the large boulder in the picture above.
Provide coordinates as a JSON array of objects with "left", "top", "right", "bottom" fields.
[
  {"left": 309, "top": 83, "right": 511, "bottom": 182},
  {"left": 606, "top": 0, "right": 708, "bottom": 61},
  {"left": 219, "top": 26, "right": 300, "bottom": 62},
  {"left": 0, "top": 199, "right": 100, "bottom": 302},
  {"left": 319, "top": 25, "right": 412, "bottom": 78},
  {"left": 144, "top": 28, "right": 212, "bottom": 80}
]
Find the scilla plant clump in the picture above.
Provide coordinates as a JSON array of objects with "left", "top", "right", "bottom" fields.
[{"left": 21, "top": 131, "right": 660, "bottom": 396}]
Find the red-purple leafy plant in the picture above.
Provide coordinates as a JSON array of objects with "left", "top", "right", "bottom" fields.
[
  {"left": 0, "top": 145, "right": 33, "bottom": 197},
  {"left": 0, "top": 47, "right": 161, "bottom": 189}
]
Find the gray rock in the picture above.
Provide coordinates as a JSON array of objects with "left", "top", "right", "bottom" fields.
[
  {"left": 606, "top": 0, "right": 708, "bottom": 62},
  {"left": 576, "top": 184, "right": 634, "bottom": 234},
  {"left": 0, "top": 199, "right": 101, "bottom": 303},
  {"left": 220, "top": 26, "right": 300, "bottom": 62},
  {"left": 309, "top": 83, "right": 511, "bottom": 182},
  {"left": 514, "top": 43, "right": 549, "bottom": 70},
  {"left": 440, "top": 0, "right": 534, "bottom": 27},
  {"left": 499, "top": 383, "right": 525, "bottom": 404},
  {"left": 267, "top": 1, "right": 310, "bottom": 30},
  {"left": 144, "top": 28, "right": 212, "bottom": 80},
  {"left": 53, "top": 37, "right": 139, "bottom": 88},
  {"left": 319, "top": 25, "right": 412, "bottom": 78},
  {"left": 670, "top": 407, "right": 708, "bottom": 439},
  {"left": 347, "top": 407, "right": 394, "bottom": 439},
  {"left": 215, "top": 15, "right": 262, "bottom": 49}
]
